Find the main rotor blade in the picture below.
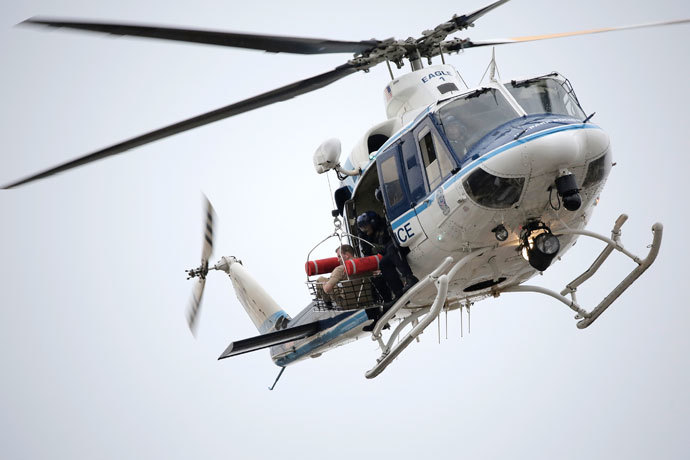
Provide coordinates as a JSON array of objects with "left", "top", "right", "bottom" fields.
[
  {"left": 2, "top": 64, "right": 357, "bottom": 188},
  {"left": 445, "top": 18, "right": 690, "bottom": 51},
  {"left": 452, "top": 0, "right": 511, "bottom": 29},
  {"left": 22, "top": 18, "right": 380, "bottom": 55}
]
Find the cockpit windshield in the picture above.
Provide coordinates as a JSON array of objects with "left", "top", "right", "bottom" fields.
[
  {"left": 504, "top": 76, "right": 585, "bottom": 119},
  {"left": 438, "top": 88, "right": 518, "bottom": 160}
]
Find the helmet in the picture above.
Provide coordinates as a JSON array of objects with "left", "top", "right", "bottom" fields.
[{"left": 357, "top": 211, "right": 379, "bottom": 230}]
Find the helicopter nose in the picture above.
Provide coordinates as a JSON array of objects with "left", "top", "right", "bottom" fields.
[
  {"left": 525, "top": 127, "right": 590, "bottom": 175},
  {"left": 482, "top": 124, "right": 609, "bottom": 177}
]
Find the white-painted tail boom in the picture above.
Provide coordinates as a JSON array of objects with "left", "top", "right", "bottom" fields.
[{"left": 213, "top": 256, "right": 290, "bottom": 334}]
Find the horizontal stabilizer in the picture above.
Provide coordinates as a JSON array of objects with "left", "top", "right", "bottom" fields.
[{"left": 218, "top": 311, "right": 354, "bottom": 359}]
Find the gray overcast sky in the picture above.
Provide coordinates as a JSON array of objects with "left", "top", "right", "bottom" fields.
[{"left": 2, "top": 1, "right": 689, "bottom": 459}]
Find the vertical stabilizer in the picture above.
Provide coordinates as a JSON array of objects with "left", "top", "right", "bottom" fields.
[{"left": 214, "top": 256, "right": 290, "bottom": 334}]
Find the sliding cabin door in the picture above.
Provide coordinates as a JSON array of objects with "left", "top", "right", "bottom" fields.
[{"left": 376, "top": 143, "right": 426, "bottom": 248}]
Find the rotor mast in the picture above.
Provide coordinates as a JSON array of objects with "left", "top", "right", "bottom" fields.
[{"left": 346, "top": 1, "right": 510, "bottom": 74}]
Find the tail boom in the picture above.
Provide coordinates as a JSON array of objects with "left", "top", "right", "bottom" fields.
[{"left": 215, "top": 256, "right": 290, "bottom": 333}]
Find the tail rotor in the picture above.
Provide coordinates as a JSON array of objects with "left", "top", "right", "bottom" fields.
[{"left": 186, "top": 195, "right": 216, "bottom": 335}]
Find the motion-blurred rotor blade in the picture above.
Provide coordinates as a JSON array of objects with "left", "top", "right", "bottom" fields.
[
  {"left": 444, "top": 18, "right": 690, "bottom": 51},
  {"left": 2, "top": 63, "right": 357, "bottom": 189},
  {"left": 187, "top": 277, "right": 207, "bottom": 336},
  {"left": 200, "top": 195, "right": 215, "bottom": 263},
  {"left": 22, "top": 18, "right": 381, "bottom": 55},
  {"left": 186, "top": 195, "right": 216, "bottom": 336}
]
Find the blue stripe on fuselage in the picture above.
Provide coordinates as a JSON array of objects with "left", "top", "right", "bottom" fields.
[{"left": 390, "top": 120, "right": 601, "bottom": 230}]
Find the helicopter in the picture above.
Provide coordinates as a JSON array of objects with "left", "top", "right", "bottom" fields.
[{"left": 3, "top": 0, "right": 683, "bottom": 385}]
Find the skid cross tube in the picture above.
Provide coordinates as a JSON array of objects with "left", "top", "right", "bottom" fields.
[
  {"left": 501, "top": 215, "right": 663, "bottom": 328},
  {"left": 365, "top": 275, "right": 449, "bottom": 379},
  {"left": 559, "top": 214, "right": 628, "bottom": 293},
  {"left": 365, "top": 251, "right": 485, "bottom": 378},
  {"left": 375, "top": 308, "right": 429, "bottom": 357},
  {"left": 371, "top": 256, "right": 454, "bottom": 339}
]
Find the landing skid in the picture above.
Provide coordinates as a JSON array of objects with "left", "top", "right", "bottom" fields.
[
  {"left": 365, "top": 252, "right": 485, "bottom": 379},
  {"left": 500, "top": 214, "right": 662, "bottom": 328},
  {"left": 364, "top": 214, "right": 661, "bottom": 378}
]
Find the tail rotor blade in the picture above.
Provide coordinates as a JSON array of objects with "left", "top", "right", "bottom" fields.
[
  {"left": 201, "top": 196, "right": 215, "bottom": 263},
  {"left": 187, "top": 277, "right": 207, "bottom": 335},
  {"left": 186, "top": 195, "right": 216, "bottom": 336}
]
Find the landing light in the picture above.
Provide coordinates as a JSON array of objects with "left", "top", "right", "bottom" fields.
[
  {"left": 492, "top": 224, "right": 509, "bottom": 241},
  {"left": 520, "top": 223, "right": 560, "bottom": 271},
  {"left": 534, "top": 233, "right": 560, "bottom": 255},
  {"left": 525, "top": 233, "right": 560, "bottom": 271}
]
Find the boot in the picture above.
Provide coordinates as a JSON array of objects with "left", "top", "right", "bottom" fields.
[
  {"left": 402, "top": 275, "right": 419, "bottom": 292},
  {"left": 363, "top": 306, "right": 389, "bottom": 331}
]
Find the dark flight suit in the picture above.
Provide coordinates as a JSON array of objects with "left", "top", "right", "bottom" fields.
[{"left": 360, "top": 218, "right": 414, "bottom": 300}]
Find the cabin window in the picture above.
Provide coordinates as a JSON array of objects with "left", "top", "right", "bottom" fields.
[
  {"left": 367, "top": 134, "right": 389, "bottom": 154},
  {"left": 437, "top": 82, "right": 458, "bottom": 94},
  {"left": 505, "top": 77, "right": 585, "bottom": 119},
  {"left": 401, "top": 136, "right": 426, "bottom": 204},
  {"left": 582, "top": 151, "right": 612, "bottom": 188},
  {"left": 438, "top": 89, "right": 518, "bottom": 160},
  {"left": 419, "top": 130, "right": 456, "bottom": 191},
  {"left": 463, "top": 167, "right": 524, "bottom": 209},
  {"left": 380, "top": 154, "right": 404, "bottom": 208}
]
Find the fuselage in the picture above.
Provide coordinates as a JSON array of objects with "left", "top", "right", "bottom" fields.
[{"left": 271, "top": 65, "right": 612, "bottom": 367}]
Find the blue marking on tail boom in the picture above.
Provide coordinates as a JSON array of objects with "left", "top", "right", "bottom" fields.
[
  {"left": 259, "top": 310, "right": 292, "bottom": 334},
  {"left": 273, "top": 310, "right": 369, "bottom": 367}
]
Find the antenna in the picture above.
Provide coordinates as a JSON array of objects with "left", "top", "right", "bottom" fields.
[
  {"left": 489, "top": 48, "right": 498, "bottom": 81},
  {"left": 479, "top": 47, "right": 500, "bottom": 85}
]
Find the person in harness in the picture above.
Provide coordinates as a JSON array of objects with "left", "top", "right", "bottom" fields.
[
  {"left": 356, "top": 211, "right": 418, "bottom": 302},
  {"left": 316, "top": 244, "right": 357, "bottom": 297}
]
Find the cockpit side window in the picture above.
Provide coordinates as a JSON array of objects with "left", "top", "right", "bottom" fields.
[
  {"left": 438, "top": 89, "right": 518, "bottom": 161},
  {"left": 505, "top": 77, "right": 585, "bottom": 119},
  {"left": 418, "top": 128, "right": 456, "bottom": 191},
  {"left": 419, "top": 131, "right": 440, "bottom": 190},
  {"left": 582, "top": 151, "right": 612, "bottom": 188},
  {"left": 463, "top": 167, "right": 524, "bottom": 209}
]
